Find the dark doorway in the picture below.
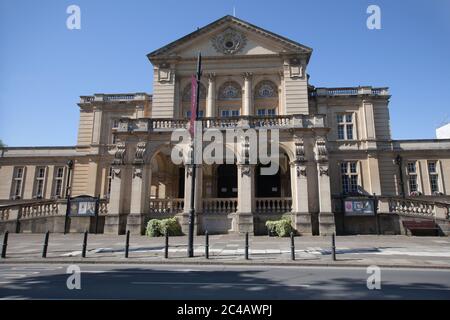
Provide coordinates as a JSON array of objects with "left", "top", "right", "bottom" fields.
[
  {"left": 217, "top": 164, "right": 237, "bottom": 198},
  {"left": 256, "top": 163, "right": 281, "bottom": 197}
]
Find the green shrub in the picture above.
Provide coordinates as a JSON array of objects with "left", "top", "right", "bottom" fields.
[
  {"left": 145, "top": 217, "right": 183, "bottom": 237},
  {"left": 265, "top": 215, "right": 294, "bottom": 237}
]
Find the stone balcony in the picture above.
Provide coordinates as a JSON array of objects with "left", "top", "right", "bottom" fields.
[
  {"left": 113, "top": 114, "right": 327, "bottom": 134},
  {"left": 310, "top": 86, "right": 390, "bottom": 97},
  {"left": 79, "top": 93, "right": 152, "bottom": 104}
]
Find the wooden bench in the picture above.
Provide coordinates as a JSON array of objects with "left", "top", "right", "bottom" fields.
[{"left": 402, "top": 220, "right": 440, "bottom": 236}]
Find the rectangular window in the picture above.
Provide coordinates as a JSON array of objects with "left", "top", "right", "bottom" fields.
[
  {"left": 221, "top": 110, "right": 231, "bottom": 117},
  {"left": 231, "top": 110, "right": 240, "bottom": 116},
  {"left": 337, "top": 125, "right": 345, "bottom": 140},
  {"left": 267, "top": 109, "right": 276, "bottom": 116},
  {"left": 337, "top": 113, "right": 355, "bottom": 140},
  {"left": 428, "top": 161, "right": 439, "bottom": 193},
  {"left": 111, "top": 119, "right": 119, "bottom": 144},
  {"left": 341, "top": 161, "right": 359, "bottom": 194},
  {"left": 186, "top": 110, "right": 204, "bottom": 117},
  {"left": 53, "top": 166, "right": 65, "bottom": 198},
  {"left": 34, "top": 166, "right": 47, "bottom": 199},
  {"left": 11, "top": 167, "right": 25, "bottom": 200},
  {"left": 406, "top": 161, "right": 418, "bottom": 193},
  {"left": 408, "top": 175, "right": 418, "bottom": 193},
  {"left": 257, "top": 109, "right": 266, "bottom": 116}
]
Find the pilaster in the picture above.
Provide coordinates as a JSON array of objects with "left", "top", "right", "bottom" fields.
[
  {"left": 315, "top": 137, "right": 336, "bottom": 235},
  {"left": 206, "top": 73, "right": 216, "bottom": 117},
  {"left": 290, "top": 138, "right": 312, "bottom": 235},
  {"left": 242, "top": 72, "right": 253, "bottom": 116},
  {"left": 105, "top": 143, "right": 128, "bottom": 235}
]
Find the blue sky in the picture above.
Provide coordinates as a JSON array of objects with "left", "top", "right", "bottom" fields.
[{"left": 1, "top": 0, "right": 449, "bottom": 146}]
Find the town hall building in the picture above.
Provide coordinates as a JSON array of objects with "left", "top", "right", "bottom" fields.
[{"left": 1, "top": 16, "right": 449, "bottom": 236}]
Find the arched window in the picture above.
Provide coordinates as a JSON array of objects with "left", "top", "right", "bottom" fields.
[
  {"left": 218, "top": 81, "right": 242, "bottom": 100},
  {"left": 182, "top": 83, "right": 207, "bottom": 102},
  {"left": 254, "top": 80, "right": 278, "bottom": 99}
]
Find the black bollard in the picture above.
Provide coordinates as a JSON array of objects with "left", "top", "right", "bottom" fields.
[
  {"left": 331, "top": 233, "right": 336, "bottom": 261},
  {"left": 82, "top": 231, "right": 88, "bottom": 258},
  {"left": 42, "top": 231, "right": 50, "bottom": 258},
  {"left": 164, "top": 230, "right": 169, "bottom": 259},
  {"left": 290, "top": 232, "right": 295, "bottom": 261},
  {"left": 1, "top": 231, "right": 8, "bottom": 259},
  {"left": 245, "top": 232, "right": 249, "bottom": 260},
  {"left": 125, "top": 230, "right": 130, "bottom": 258},
  {"left": 205, "top": 231, "right": 209, "bottom": 259}
]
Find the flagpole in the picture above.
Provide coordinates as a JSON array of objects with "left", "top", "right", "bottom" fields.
[{"left": 188, "top": 52, "right": 202, "bottom": 257}]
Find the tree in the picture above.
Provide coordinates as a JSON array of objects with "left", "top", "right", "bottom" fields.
[{"left": 0, "top": 139, "right": 6, "bottom": 148}]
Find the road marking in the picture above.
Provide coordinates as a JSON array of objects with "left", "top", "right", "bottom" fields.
[
  {"left": 131, "top": 281, "right": 311, "bottom": 288},
  {"left": 11, "top": 267, "right": 63, "bottom": 271}
]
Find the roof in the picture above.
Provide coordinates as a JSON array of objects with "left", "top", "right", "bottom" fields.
[{"left": 147, "top": 15, "right": 313, "bottom": 60}]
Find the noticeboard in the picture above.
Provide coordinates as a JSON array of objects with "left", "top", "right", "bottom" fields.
[
  {"left": 69, "top": 196, "right": 98, "bottom": 217},
  {"left": 344, "top": 198, "right": 375, "bottom": 216}
]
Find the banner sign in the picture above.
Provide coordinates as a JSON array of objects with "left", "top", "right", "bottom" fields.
[
  {"left": 69, "top": 196, "right": 98, "bottom": 216},
  {"left": 344, "top": 198, "right": 375, "bottom": 216}
]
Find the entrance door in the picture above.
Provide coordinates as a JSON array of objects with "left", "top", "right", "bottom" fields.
[{"left": 217, "top": 165, "right": 237, "bottom": 198}]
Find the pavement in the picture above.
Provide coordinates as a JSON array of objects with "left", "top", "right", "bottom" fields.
[
  {"left": 1, "top": 264, "right": 450, "bottom": 299},
  {"left": 1, "top": 234, "right": 450, "bottom": 269}
]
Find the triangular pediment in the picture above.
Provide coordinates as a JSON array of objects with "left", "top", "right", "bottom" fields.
[{"left": 147, "top": 15, "right": 312, "bottom": 61}]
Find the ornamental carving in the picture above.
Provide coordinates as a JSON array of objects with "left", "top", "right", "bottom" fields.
[
  {"left": 158, "top": 62, "right": 171, "bottom": 83},
  {"left": 315, "top": 137, "right": 328, "bottom": 162},
  {"left": 241, "top": 137, "right": 250, "bottom": 164},
  {"left": 294, "top": 138, "right": 305, "bottom": 163},
  {"left": 218, "top": 81, "right": 242, "bottom": 100},
  {"left": 211, "top": 28, "right": 247, "bottom": 55},
  {"left": 134, "top": 142, "right": 147, "bottom": 164},
  {"left": 182, "top": 82, "right": 207, "bottom": 102},
  {"left": 296, "top": 166, "right": 307, "bottom": 177},
  {"left": 254, "top": 81, "right": 278, "bottom": 99},
  {"left": 133, "top": 167, "right": 142, "bottom": 179},
  {"left": 112, "top": 168, "right": 121, "bottom": 178},
  {"left": 113, "top": 142, "right": 126, "bottom": 165},
  {"left": 240, "top": 165, "right": 251, "bottom": 177},
  {"left": 319, "top": 166, "right": 329, "bottom": 176}
]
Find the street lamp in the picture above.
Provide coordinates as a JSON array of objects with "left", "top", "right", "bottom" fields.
[{"left": 64, "top": 160, "right": 74, "bottom": 234}]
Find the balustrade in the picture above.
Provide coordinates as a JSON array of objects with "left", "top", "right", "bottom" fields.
[
  {"left": 149, "top": 198, "right": 184, "bottom": 214},
  {"left": 255, "top": 197, "right": 292, "bottom": 213},
  {"left": 202, "top": 198, "right": 238, "bottom": 214}
]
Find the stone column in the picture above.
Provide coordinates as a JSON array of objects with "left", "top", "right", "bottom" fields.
[
  {"left": 181, "top": 164, "right": 203, "bottom": 235},
  {"left": 206, "top": 73, "right": 216, "bottom": 117},
  {"left": 235, "top": 164, "right": 255, "bottom": 234},
  {"left": 242, "top": 73, "right": 252, "bottom": 116},
  {"left": 315, "top": 138, "right": 336, "bottom": 235},
  {"left": 290, "top": 161, "right": 312, "bottom": 235},
  {"left": 127, "top": 164, "right": 151, "bottom": 235}
]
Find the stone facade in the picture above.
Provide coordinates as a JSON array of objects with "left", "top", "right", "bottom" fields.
[{"left": 1, "top": 16, "right": 449, "bottom": 235}]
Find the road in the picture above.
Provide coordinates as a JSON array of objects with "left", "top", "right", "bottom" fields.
[{"left": 0, "top": 264, "right": 449, "bottom": 299}]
